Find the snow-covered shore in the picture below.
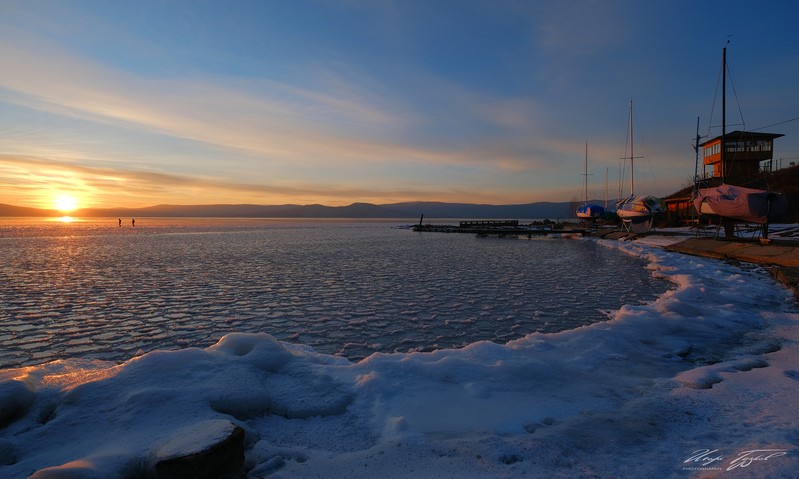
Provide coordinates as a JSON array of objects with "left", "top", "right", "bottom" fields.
[{"left": 1, "top": 237, "right": 798, "bottom": 478}]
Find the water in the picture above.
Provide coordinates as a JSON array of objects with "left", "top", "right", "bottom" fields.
[{"left": 0, "top": 217, "right": 669, "bottom": 368}]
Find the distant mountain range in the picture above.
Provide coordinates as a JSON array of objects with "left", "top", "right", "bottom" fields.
[
  {"left": 0, "top": 200, "right": 588, "bottom": 219},
  {"left": 7, "top": 166, "right": 798, "bottom": 221}
]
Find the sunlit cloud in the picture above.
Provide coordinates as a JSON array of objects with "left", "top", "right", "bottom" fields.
[{"left": 1, "top": 153, "right": 562, "bottom": 208}]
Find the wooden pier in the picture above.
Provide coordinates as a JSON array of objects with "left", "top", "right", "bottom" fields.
[{"left": 412, "top": 220, "right": 589, "bottom": 237}]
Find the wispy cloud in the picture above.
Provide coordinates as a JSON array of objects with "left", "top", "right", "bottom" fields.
[
  {"left": 1, "top": 153, "right": 564, "bottom": 208},
  {"left": 532, "top": 0, "right": 627, "bottom": 56},
  {"left": 0, "top": 22, "right": 570, "bottom": 172},
  {"left": 1, "top": 34, "right": 400, "bottom": 149}
]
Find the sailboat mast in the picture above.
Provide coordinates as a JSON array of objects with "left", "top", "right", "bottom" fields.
[
  {"left": 721, "top": 45, "right": 727, "bottom": 183},
  {"left": 584, "top": 142, "right": 588, "bottom": 204},
  {"left": 693, "top": 116, "right": 701, "bottom": 184},
  {"left": 629, "top": 100, "right": 635, "bottom": 196}
]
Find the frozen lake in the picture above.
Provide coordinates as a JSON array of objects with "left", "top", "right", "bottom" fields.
[
  {"left": 0, "top": 217, "right": 668, "bottom": 367},
  {"left": 3, "top": 218, "right": 798, "bottom": 478}
]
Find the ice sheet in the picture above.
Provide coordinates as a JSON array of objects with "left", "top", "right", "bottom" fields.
[{"left": 1, "top": 238, "right": 798, "bottom": 478}]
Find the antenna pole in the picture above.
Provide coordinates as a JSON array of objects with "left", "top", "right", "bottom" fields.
[{"left": 693, "top": 116, "right": 701, "bottom": 222}]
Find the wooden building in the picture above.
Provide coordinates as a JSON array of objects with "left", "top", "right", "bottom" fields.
[
  {"left": 662, "top": 187, "right": 694, "bottom": 227},
  {"left": 699, "top": 130, "right": 783, "bottom": 185},
  {"left": 662, "top": 130, "right": 783, "bottom": 226}
]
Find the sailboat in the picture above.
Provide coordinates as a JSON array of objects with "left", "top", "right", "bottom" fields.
[
  {"left": 692, "top": 44, "right": 787, "bottom": 238},
  {"left": 576, "top": 142, "right": 605, "bottom": 220},
  {"left": 615, "top": 101, "right": 663, "bottom": 228}
]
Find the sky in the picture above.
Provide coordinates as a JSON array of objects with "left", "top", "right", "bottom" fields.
[{"left": 1, "top": 0, "right": 798, "bottom": 210}]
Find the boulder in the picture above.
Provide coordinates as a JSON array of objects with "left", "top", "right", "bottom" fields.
[
  {"left": 154, "top": 420, "right": 245, "bottom": 479},
  {"left": 0, "top": 380, "right": 35, "bottom": 428}
]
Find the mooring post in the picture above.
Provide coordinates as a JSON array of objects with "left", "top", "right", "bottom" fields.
[{"left": 419, "top": 214, "right": 424, "bottom": 227}]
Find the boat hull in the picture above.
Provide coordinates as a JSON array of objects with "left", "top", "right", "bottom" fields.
[
  {"left": 615, "top": 195, "right": 663, "bottom": 222},
  {"left": 576, "top": 204, "right": 605, "bottom": 219},
  {"left": 694, "top": 184, "right": 787, "bottom": 224}
]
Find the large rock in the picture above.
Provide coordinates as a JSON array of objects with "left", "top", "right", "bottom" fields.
[
  {"left": 154, "top": 420, "right": 245, "bottom": 479},
  {"left": 0, "top": 380, "right": 35, "bottom": 428}
]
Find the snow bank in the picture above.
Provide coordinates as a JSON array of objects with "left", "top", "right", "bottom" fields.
[{"left": 1, "top": 239, "right": 798, "bottom": 478}]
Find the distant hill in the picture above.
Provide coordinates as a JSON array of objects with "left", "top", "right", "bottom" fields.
[
  {"left": 0, "top": 201, "right": 575, "bottom": 219},
  {"left": 76, "top": 202, "right": 412, "bottom": 218},
  {"left": 0, "top": 204, "right": 59, "bottom": 217}
]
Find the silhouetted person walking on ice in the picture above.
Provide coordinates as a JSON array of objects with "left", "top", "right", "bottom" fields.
[
  {"left": 118, "top": 218, "right": 122, "bottom": 227},
  {"left": 132, "top": 218, "right": 135, "bottom": 227}
]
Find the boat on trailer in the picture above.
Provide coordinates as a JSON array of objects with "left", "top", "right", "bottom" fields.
[
  {"left": 694, "top": 184, "right": 786, "bottom": 224},
  {"left": 615, "top": 101, "right": 663, "bottom": 231},
  {"left": 693, "top": 44, "right": 786, "bottom": 238},
  {"left": 576, "top": 142, "right": 605, "bottom": 221}
]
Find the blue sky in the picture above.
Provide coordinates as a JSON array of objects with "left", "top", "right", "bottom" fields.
[{"left": 1, "top": 0, "right": 798, "bottom": 209}]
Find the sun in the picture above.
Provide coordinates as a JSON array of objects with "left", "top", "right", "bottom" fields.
[{"left": 54, "top": 194, "right": 79, "bottom": 213}]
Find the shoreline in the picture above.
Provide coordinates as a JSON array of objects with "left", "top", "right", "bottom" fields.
[{"left": 591, "top": 229, "right": 799, "bottom": 299}]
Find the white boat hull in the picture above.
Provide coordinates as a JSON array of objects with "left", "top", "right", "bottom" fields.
[
  {"left": 616, "top": 208, "right": 652, "bottom": 219},
  {"left": 616, "top": 195, "right": 663, "bottom": 221}
]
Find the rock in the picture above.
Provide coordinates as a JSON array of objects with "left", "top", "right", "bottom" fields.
[
  {"left": 0, "top": 439, "right": 16, "bottom": 466},
  {"left": 770, "top": 266, "right": 799, "bottom": 299},
  {"left": 0, "top": 380, "right": 35, "bottom": 428},
  {"left": 154, "top": 420, "right": 245, "bottom": 479}
]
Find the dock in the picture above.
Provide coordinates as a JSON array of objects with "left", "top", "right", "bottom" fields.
[{"left": 412, "top": 220, "right": 589, "bottom": 237}]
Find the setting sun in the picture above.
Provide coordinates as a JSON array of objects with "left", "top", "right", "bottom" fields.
[{"left": 54, "top": 194, "right": 79, "bottom": 213}]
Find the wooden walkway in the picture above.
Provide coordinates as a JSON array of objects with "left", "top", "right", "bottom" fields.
[
  {"left": 412, "top": 222, "right": 589, "bottom": 237},
  {"left": 664, "top": 237, "right": 799, "bottom": 268}
]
